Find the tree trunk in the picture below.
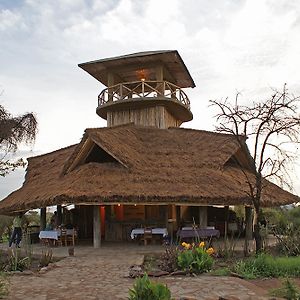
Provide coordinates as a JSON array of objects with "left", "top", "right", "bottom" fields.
[{"left": 253, "top": 206, "right": 262, "bottom": 253}]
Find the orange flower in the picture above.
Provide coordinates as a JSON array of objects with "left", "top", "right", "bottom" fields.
[
  {"left": 199, "top": 241, "right": 205, "bottom": 248},
  {"left": 206, "top": 247, "right": 214, "bottom": 255}
]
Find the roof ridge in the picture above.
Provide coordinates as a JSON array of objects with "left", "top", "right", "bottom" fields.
[
  {"left": 169, "top": 127, "right": 246, "bottom": 139},
  {"left": 27, "top": 144, "right": 77, "bottom": 161}
]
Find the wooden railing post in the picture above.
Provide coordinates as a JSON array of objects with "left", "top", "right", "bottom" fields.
[{"left": 97, "top": 80, "right": 190, "bottom": 109}]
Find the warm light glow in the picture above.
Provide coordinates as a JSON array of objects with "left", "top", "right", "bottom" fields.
[
  {"left": 136, "top": 69, "right": 148, "bottom": 81},
  {"left": 117, "top": 203, "right": 121, "bottom": 207},
  {"left": 134, "top": 204, "right": 137, "bottom": 206}
]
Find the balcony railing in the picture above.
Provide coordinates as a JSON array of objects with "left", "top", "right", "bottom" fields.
[{"left": 98, "top": 80, "right": 190, "bottom": 110}]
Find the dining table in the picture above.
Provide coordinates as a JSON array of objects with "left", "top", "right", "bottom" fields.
[
  {"left": 177, "top": 227, "right": 220, "bottom": 240},
  {"left": 39, "top": 229, "right": 75, "bottom": 241},
  {"left": 130, "top": 228, "right": 168, "bottom": 240}
]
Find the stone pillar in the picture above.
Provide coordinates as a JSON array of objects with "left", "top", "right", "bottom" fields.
[
  {"left": 244, "top": 206, "right": 253, "bottom": 255},
  {"left": 57, "top": 205, "right": 62, "bottom": 226},
  {"left": 93, "top": 205, "right": 101, "bottom": 248},
  {"left": 40, "top": 207, "right": 46, "bottom": 231},
  {"left": 199, "top": 206, "right": 207, "bottom": 228}
]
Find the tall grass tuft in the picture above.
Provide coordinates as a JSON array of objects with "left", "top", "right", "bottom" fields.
[{"left": 235, "top": 254, "right": 300, "bottom": 279}]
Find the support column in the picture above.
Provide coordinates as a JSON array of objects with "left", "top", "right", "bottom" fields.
[
  {"left": 57, "top": 205, "right": 62, "bottom": 226},
  {"left": 244, "top": 206, "right": 253, "bottom": 255},
  {"left": 199, "top": 206, "right": 207, "bottom": 228},
  {"left": 155, "top": 65, "right": 164, "bottom": 96},
  {"left": 93, "top": 205, "right": 101, "bottom": 248},
  {"left": 175, "top": 206, "right": 181, "bottom": 229},
  {"left": 107, "top": 72, "right": 115, "bottom": 102},
  {"left": 40, "top": 207, "right": 46, "bottom": 231},
  {"left": 224, "top": 206, "right": 229, "bottom": 239}
]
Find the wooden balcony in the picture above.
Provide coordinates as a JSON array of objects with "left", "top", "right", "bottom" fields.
[{"left": 98, "top": 80, "right": 191, "bottom": 110}]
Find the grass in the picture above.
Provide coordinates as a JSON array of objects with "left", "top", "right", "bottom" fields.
[
  {"left": 234, "top": 254, "right": 300, "bottom": 279},
  {"left": 210, "top": 267, "right": 231, "bottom": 276}
]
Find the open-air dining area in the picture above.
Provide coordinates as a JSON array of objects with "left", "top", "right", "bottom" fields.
[{"left": 29, "top": 202, "right": 240, "bottom": 250}]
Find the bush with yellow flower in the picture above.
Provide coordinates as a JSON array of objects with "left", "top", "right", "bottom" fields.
[{"left": 177, "top": 241, "right": 215, "bottom": 274}]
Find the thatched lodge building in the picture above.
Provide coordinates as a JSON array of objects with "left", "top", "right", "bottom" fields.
[{"left": 0, "top": 50, "right": 298, "bottom": 247}]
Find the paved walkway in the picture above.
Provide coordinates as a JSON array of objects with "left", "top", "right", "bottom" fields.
[{"left": 2, "top": 243, "right": 271, "bottom": 300}]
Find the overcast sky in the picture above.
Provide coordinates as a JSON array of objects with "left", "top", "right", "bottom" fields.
[{"left": 1, "top": 0, "right": 300, "bottom": 199}]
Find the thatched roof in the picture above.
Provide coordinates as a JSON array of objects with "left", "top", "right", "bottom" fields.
[
  {"left": 78, "top": 50, "right": 196, "bottom": 88},
  {"left": 0, "top": 124, "right": 298, "bottom": 214}
]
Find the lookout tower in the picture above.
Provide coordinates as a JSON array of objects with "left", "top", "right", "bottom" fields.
[{"left": 79, "top": 50, "right": 195, "bottom": 128}]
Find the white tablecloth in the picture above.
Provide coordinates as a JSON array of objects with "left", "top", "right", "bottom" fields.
[
  {"left": 39, "top": 229, "right": 75, "bottom": 240},
  {"left": 39, "top": 231, "right": 58, "bottom": 240},
  {"left": 130, "top": 228, "right": 168, "bottom": 239}
]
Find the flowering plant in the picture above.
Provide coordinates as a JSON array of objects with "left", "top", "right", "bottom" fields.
[{"left": 177, "top": 241, "right": 214, "bottom": 274}]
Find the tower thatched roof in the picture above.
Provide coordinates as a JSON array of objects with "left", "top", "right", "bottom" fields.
[{"left": 0, "top": 124, "right": 298, "bottom": 214}]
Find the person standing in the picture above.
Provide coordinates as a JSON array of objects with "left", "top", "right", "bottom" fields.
[{"left": 9, "top": 213, "right": 23, "bottom": 248}]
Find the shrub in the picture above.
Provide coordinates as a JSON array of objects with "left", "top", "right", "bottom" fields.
[
  {"left": 159, "top": 247, "right": 179, "bottom": 273},
  {"left": 273, "top": 224, "right": 300, "bottom": 256},
  {"left": 234, "top": 254, "right": 300, "bottom": 279},
  {"left": 177, "top": 242, "right": 214, "bottom": 274},
  {"left": 5, "top": 249, "right": 30, "bottom": 272},
  {"left": 128, "top": 274, "right": 172, "bottom": 300},
  {"left": 39, "top": 249, "right": 53, "bottom": 268}
]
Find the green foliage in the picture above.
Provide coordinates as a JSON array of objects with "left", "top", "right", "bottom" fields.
[
  {"left": 26, "top": 211, "right": 40, "bottom": 226},
  {"left": 5, "top": 249, "right": 30, "bottom": 272},
  {"left": 0, "top": 159, "right": 26, "bottom": 177},
  {"left": 39, "top": 249, "right": 53, "bottom": 268},
  {"left": 270, "top": 278, "right": 300, "bottom": 300},
  {"left": 210, "top": 267, "right": 231, "bottom": 276},
  {"left": 177, "top": 246, "right": 213, "bottom": 274},
  {"left": 234, "top": 254, "right": 300, "bottom": 279},
  {"left": 159, "top": 247, "right": 179, "bottom": 273},
  {"left": 274, "top": 224, "right": 300, "bottom": 256},
  {"left": 0, "top": 215, "right": 13, "bottom": 242},
  {"left": 128, "top": 274, "right": 172, "bottom": 300}
]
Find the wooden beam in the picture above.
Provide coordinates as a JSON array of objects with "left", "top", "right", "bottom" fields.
[{"left": 93, "top": 205, "right": 101, "bottom": 248}]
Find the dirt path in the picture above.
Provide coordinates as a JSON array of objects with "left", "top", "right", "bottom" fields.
[{"left": 5, "top": 247, "right": 272, "bottom": 300}]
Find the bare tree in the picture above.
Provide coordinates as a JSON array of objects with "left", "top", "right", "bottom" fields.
[
  {"left": 0, "top": 104, "right": 38, "bottom": 177},
  {"left": 210, "top": 84, "right": 300, "bottom": 253}
]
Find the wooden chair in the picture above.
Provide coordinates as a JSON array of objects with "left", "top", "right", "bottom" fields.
[
  {"left": 66, "top": 228, "right": 77, "bottom": 246},
  {"left": 57, "top": 228, "right": 67, "bottom": 246},
  {"left": 141, "top": 228, "right": 152, "bottom": 246}
]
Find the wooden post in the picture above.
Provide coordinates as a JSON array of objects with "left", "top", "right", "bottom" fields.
[
  {"left": 155, "top": 65, "right": 164, "bottom": 96},
  {"left": 108, "top": 72, "right": 114, "bottom": 102},
  {"left": 93, "top": 205, "right": 101, "bottom": 248},
  {"left": 244, "top": 206, "right": 253, "bottom": 256},
  {"left": 40, "top": 207, "right": 46, "bottom": 231},
  {"left": 199, "top": 206, "right": 207, "bottom": 228},
  {"left": 175, "top": 206, "right": 181, "bottom": 229},
  {"left": 224, "top": 206, "right": 229, "bottom": 239},
  {"left": 57, "top": 205, "right": 62, "bottom": 226}
]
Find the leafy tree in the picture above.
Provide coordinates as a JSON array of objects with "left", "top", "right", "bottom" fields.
[
  {"left": 0, "top": 103, "right": 37, "bottom": 176},
  {"left": 210, "top": 85, "right": 300, "bottom": 253}
]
